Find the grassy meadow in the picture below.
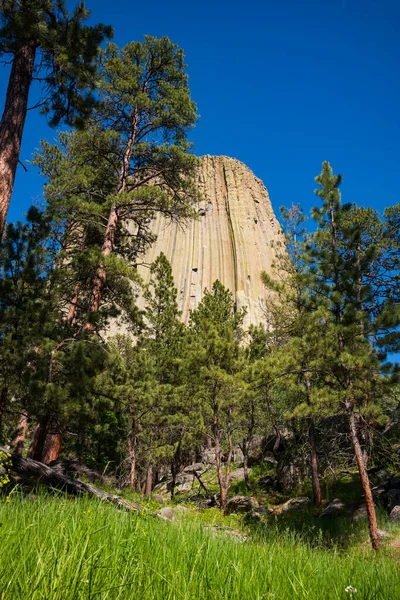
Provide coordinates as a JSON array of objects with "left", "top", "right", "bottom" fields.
[{"left": 1, "top": 492, "right": 399, "bottom": 600}]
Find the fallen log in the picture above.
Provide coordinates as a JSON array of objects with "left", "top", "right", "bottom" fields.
[{"left": 0, "top": 446, "right": 149, "bottom": 514}]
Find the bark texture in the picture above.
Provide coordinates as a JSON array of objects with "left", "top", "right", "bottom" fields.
[
  {"left": 0, "top": 41, "right": 36, "bottom": 240},
  {"left": 347, "top": 409, "right": 380, "bottom": 550}
]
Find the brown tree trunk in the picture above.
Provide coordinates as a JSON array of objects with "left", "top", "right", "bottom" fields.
[
  {"left": 0, "top": 40, "right": 36, "bottom": 240},
  {"left": 221, "top": 424, "right": 233, "bottom": 511},
  {"left": 41, "top": 431, "right": 63, "bottom": 464},
  {"left": 127, "top": 413, "right": 136, "bottom": 491},
  {"left": 2, "top": 446, "right": 149, "bottom": 514},
  {"left": 11, "top": 410, "right": 28, "bottom": 455},
  {"left": 303, "top": 375, "right": 322, "bottom": 506},
  {"left": 0, "top": 382, "right": 8, "bottom": 437},
  {"left": 265, "top": 385, "right": 281, "bottom": 459},
  {"left": 81, "top": 204, "right": 119, "bottom": 335},
  {"left": 308, "top": 419, "right": 322, "bottom": 506},
  {"left": 66, "top": 282, "right": 81, "bottom": 327},
  {"left": 241, "top": 438, "right": 252, "bottom": 491},
  {"left": 347, "top": 404, "right": 380, "bottom": 550},
  {"left": 28, "top": 415, "right": 49, "bottom": 461},
  {"left": 145, "top": 461, "right": 153, "bottom": 496},
  {"left": 170, "top": 437, "right": 182, "bottom": 500}
]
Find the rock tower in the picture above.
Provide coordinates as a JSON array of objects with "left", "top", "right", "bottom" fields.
[{"left": 137, "top": 155, "right": 283, "bottom": 329}]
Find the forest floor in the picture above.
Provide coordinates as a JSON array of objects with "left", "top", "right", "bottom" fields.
[{"left": 1, "top": 489, "right": 399, "bottom": 600}]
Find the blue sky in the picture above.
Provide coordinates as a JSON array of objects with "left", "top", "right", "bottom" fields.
[{"left": 2, "top": 0, "right": 399, "bottom": 225}]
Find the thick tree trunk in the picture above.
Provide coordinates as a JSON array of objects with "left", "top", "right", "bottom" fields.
[
  {"left": 11, "top": 410, "right": 28, "bottom": 455},
  {"left": 347, "top": 406, "right": 380, "bottom": 550},
  {"left": 1, "top": 446, "right": 149, "bottom": 513},
  {"left": 28, "top": 415, "right": 49, "bottom": 461},
  {"left": 41, "top": 431, "right": 63, "bottom": 464},
  {"left": 0, "top": 41, "right": 36, "bottom": 240},
  {"left": 28, "top": 414, "right": 63, "bottom": 464}
]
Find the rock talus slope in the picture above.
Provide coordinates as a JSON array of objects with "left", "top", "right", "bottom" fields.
[{"left": 138, "top": 155, "right": 283, "bottom": 329}]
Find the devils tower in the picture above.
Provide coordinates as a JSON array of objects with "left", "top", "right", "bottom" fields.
[{"left": 136, "top": 155, "right": 283, "bottom": 329}]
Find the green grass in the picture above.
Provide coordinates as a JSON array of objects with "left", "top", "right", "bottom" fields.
[{"left": 0, "top": 493, "right": 399, "bottom": 600}]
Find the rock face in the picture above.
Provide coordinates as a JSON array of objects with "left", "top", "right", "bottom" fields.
[{"left": 137, "top": 155, "right": 283, "bottom": 328}]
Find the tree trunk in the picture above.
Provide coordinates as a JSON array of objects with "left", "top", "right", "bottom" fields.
[
  {"left": 241, "top": 438, "right": 252, "bottom": 491},
  {"left": 28, "top": 415, "right": 49, "bottom": 461},
  {"left": 127, "top": 410, "right": 136, "bottom": 491},
  {"left": 0, "top": 382, "right": 8, "bottom": 439},
  {"left": 41, "top": 431, "right": 63, "bottom": 464},
  {"left": 170, "top": 437, "right": 182, "bottom": 500},
  {"left": 221, "top": 425, "right": 233, "bottom": 511},
  {"left": 303, "top": 375, "right": 322, "bottom": 506},
  {"left": 66, "top": 282, "right": 81, "bottom": 327},
  {"left": 308, "top": 419, "right": 322, "bottom": 506},
  {"left": 265, "top": 385, "right": 281, "bottom": 459},
  {"left": 1, "top": 446, "right": 150, "bottom": 513},
  {"left": 0, "top": 40, "right": 36, "bottom": 240},
  {"left": 81, "top": 111, "right": 138, "bottom": 335},
  {"left": 11, "top": 410, "right": 28, "bottom": 455},
  {"left": 347, "top": 405, "right": 380, "bottom": 550},
  {"left": 145, "top": 461, "right": 153, "bottom": 496}
]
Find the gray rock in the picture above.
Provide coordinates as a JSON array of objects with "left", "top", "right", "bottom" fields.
[
  {"left": 373, "top": 469, "right": 393, "bottom": 483},
  {"left": 183, "top": 463, "right": 204, "bottom": 474},
  {"left": 352, "top": 505, "right": 368, "bottom": 522},
  {"left": 389, "top": 505, "right": 400, "bottom": 521},
  {"left": 377, "top": 529, "right": 391, "bottom": 539},
  {"left": 262, "top": 452, "right": 278, "bottom": 466},
  {"left": 257, "top": 505, "right": 274, "bottom": 515},
  {"left": 319, "top": 498, "right": 346, "bottom": 518},
  {"left": 158, "top": 507, "right": 177, "bottom": 522},
  {"left": 229, "top": 467, "right": 252, "bottom": 482},
  {"left": 226, "top": 495, "right": 259, "bottom": 514},
  {"left": 387, "top": 489, "right": 400, "bottom": 512},
  {"left": 281, "top": 497, "right": 312, "bottom": 513},
  {"left": 152, "top": 494, "right": 165, "bottom": 506},
  {"left": 174, "top": 504, "right": 190, "bottom": 513}
]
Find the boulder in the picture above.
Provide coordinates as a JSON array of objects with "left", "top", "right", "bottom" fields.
[
  {"left": 158, "top": 507, "right": 177, "bottom": 522},
  {"left": 389, "top": 506, "right": 400, "bottom": 521},
  {"left": 387, "top": 488, "right": 400, "bottom": 512},
  {"left": 280, "top": 497, "right": 311, "bottom": 513},
  {"left": 152, "top": 494, "right": 165, "bottom": 506},
  {"left": 183, "top": 463, "right": 205, "bottom": 474},
  {"left": 229, "top": 467, "right": 252, "bottom": 482},
  {"left": 319, "top": 498, "right": 346, "bottom": 518},
  {"left": 225, "top": 496, "right": 259, "bottom": 515},
  {"left": 377, "top": 529, "right": 391, "bottom": 539},
  {"left": 352, "top": 505, "right": 368, "bottom": 522},
  {"left": 174, "top": 504, "right": 190, "bottom": 514},
  {"left": 373, "top": 469, "right": 393, "bottom": 483}
]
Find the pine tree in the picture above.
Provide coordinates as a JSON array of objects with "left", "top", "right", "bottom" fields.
[
  {"left": 305, "top": 161, "right": 400, "bottom": 550},
  {"left": 0, "top": 0, "right": 112, "bottom": 239},
  {"left": 0, "top": 207, "right": 54, "bottom": 450},
  {"left": 261, "top": 204, "right": 323, "bottom": 505},
  {"left": 187, "top": 281, "right": 246, "bottom": 509}
]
